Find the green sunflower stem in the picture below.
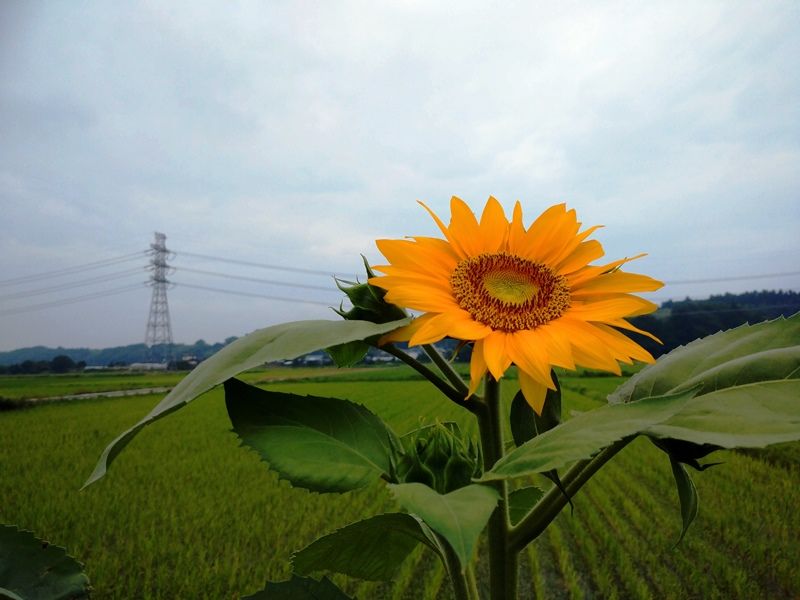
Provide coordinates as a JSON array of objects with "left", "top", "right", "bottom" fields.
[
  {"left": 509, "top": 438, "right": 633, "bottom": 552},
  {"left": 422, "top": 343, "right": 471, "bottom": 398},
  {"left": 478, "top": 374, "right": 517, "bottom": 600},
  {"left": 381, "top": 343, "right": 483, "bottom": 412},
  {"left": 380, "top": 343, "right": 463, "bottom": 405}
]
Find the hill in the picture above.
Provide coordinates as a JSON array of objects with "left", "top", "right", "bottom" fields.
[{"left": 630, "top": 289, "right": 800, "bottom": 357}]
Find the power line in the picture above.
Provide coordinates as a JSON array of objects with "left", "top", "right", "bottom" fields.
[
  {"left": 173, "top": 282, "right": 337, "bottom": 307},
  {"left": 0, "top": 267, "right": 146, "bottom": 301},
  {"left": 655, "top": 302, "right": 800, "bottom": 317},
  {"left": 175, "top": 250, "right": 345, "bottom": 277},
  {"left": 0, "top": 252, "right": 147, "bottom": 287},
  {"left": 175, "top": 266, "right": 335, "bottom": 292},
  {"left": 663, "top": 270, "right": 800, "bottom": 285},
  {"left": 0, "top": 283, "right": 146, "bottom": 316}
]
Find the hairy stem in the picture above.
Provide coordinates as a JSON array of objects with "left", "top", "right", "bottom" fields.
[
  {"left": 422, "top": 343, "right": 470, "bottom": 397},
  {"left": 478, "top": 375, "right": 517, "bottom": 600},
  {"left": 380, "top": 343, "right": 464, "bottom": 405}
]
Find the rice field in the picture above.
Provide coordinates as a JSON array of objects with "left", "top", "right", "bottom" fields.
[{"left": 0, "top": 369, "right": 798, "bottom": 599}]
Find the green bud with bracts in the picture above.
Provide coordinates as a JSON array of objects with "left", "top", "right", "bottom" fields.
[
  {"left": 334, "top": 256, "right": 407, "bottom": 324},
  {"left": 395, "top": 421, "right": 482, "bottom": 494}
]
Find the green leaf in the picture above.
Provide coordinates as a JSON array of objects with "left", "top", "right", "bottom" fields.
[
  {"left": 292, "top": 513, "right": 444, "bottom": 581},
  {"left": 0, "top": 525, "right": 91, "bottom": 600},
  {"left": 241, "top": 575, "right": 352, "bottom": 599},
  {"left": 389, "top": 483, "right": 498, "bottom": 569},
  {"left": 647, "top": 380, "right": 800, "bottom": 448},
  {"left": 84, "top": 318, "right": 409, "bottom": 487},
  {"left": 325, "top": 340, "right": 369, "bottom": 367},
  {"left": 481, "top": 388, "right": 699, "bottom": 481},
  {"left": 669, "top": 457, "right": 699, "bottom": 546},
  {"left": 608, "top": 314, "right": 800, "bottom": 457},
  {"left": 609, "top": 313, "right": 800, "bottom": 404},
  {"left": 508, "top": 486, "right": 545, "bottom": 525},
  {"left": 225, "top": 378, "right": 400, "bottom": 492}
]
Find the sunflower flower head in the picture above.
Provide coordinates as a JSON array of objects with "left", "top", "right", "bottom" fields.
[{"left": 369, "top": 196, "right": 663, "bottom": 414}]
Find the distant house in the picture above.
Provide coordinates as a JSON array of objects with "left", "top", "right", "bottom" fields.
[
  {"left": 299, "top": 351, "right": 332, "bottom": 366},
  {"left": 129, "top": 362, "right": 168, "bottom": 371}
]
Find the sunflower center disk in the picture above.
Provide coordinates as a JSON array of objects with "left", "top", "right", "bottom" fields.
[{"left": 450, "top": 253, "right": 570, "bottom": 332}]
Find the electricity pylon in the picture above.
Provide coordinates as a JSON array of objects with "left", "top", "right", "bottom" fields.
[{"left": 144, "top": 232, "right": 174, "bottom": 363}]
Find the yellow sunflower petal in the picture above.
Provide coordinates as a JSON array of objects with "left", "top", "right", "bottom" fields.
[
  {"left": 511, "top": 203, "right": 568, "bottom": 260},
  {"left": 448, "top": 196, "right": 484, "bottom": 257},
  {"left": 418, "top": 200, "right": 473, "bottom": 261},
  {"left": 367, "top": 272, "right": 452, "bottom": 295},
  {"left": 548, "top": 224, "right": 604, "bottom": 268},
  {"left": 554, "top": 318, "right": 622, "bottom": 373},
  {"left": 529, "top": 323, "right": 576, "bottom": 370},
  {"left": 469, "top": 339, "right": 488, "bottom": 397},
  {"left": 591, "top": 323, "right": 656, "bottom": 364},
  {"left": 380, "top": 284, "right": 460, "bottom": 313},
  {"left": 508, "top": 200, "right": 527, "bottom": 252},
  {"left": 409, "top": 310, "right": 492, "bottom": 345},
  {"left": 507, "top": 331, "right": 555, "bottom": 388},
  {"left": 375, "top": 238, "right": 457, "bottom": 278},
  {"left": 408, "top": 313, "right": 456, "bottom": 346},
  {"left": 555, "top": 239, "right": 605, "bottom": 276},
  {"left": 571, "top": 270, "right": 664, "bottom": 296},
  {"left": 523, "top": 204, "right": 582, "bottom": 264},
  {"left": 482, "top": 331, "right": 512, "bottom": 380},
  {"left": 378, "top": 313, "right": 436, "bottom": 345},
  {"left": 606, "top": 318, "right": 663, "bottom": 344},
  {"left": 518, "top": 369, "right": 548, "bottom": 415},
  {"left": 566, "top": 253, "right": 647, "bottom": 287},
  {"left": 478, "top": 196, "right": 509, "bottom": 253},
  {"left": 566, "top": 295, "right": 658, "bottom": 320}
]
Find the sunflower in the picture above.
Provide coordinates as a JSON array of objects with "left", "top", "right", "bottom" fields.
[{"left": 369, "top": 196, "right": 663, "bottom": 414}]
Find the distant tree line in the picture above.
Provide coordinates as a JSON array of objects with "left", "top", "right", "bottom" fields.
[
  {"left": 629, "top": 290, "right": 800, "bottom": 358},
  {"left": 0, "top": 354, "right": 86, "bottom": 375},
  {"left": 0, "top": 337, "right": 239, "bottom": 368}
]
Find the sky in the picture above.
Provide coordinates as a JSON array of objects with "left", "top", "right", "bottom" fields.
[{"left": 1, "top": 1, "right": 799, "bottom": 351}]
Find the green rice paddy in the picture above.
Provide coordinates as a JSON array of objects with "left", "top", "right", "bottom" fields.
[{"left": 1, "top": 368, "right": 797, "bottom": 599}]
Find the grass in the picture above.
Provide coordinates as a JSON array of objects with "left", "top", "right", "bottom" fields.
[{"left": 1, "top": 369, "right": 798, "bottom": 599}]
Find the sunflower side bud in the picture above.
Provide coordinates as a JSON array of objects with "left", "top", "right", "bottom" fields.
[
  {"left": 397, "top": 422, "right": 482, "bottom": 494},
  {"left": 334, "top": 255, "right": 407, "bottom": 324}
]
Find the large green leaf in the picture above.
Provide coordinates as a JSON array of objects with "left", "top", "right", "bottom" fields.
[
  {"left": 84, "top": 318, "right": 408, "bottom": 487},
  {"left": 481, "top": 388, "right": 699, "bottom": 481},
  {"left": 0, "top": 525, "right": 91, "bottom": 600},
  {"left": 225, "top": 378, "right": 400, "bottom": 492},
  {"left": 388, "top": 483, "right": 498, "bottom": 569},
  {"left": 606, "top": 315, "right": 800, "bottom": 449},
  {"left": 647, "top": 380, "right": 800, "bottom": 447},
  {"left": 242, "top": 575, "right": 352, "bottom": 599},
  {"left": 292, "top": 513, "right": 444, "bottom": 581},
  {"left": 609, "top": 313, "right": 800, "bottom": 404}
]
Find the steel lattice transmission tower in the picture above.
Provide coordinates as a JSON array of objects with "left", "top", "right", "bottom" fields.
[{"left": 144, "top": 232, "right": 174, "bottom": 363}]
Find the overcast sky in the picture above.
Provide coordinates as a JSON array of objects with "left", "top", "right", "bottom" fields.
[{"left": 1, "top": 1, "right": 798, "bottom": 351}]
